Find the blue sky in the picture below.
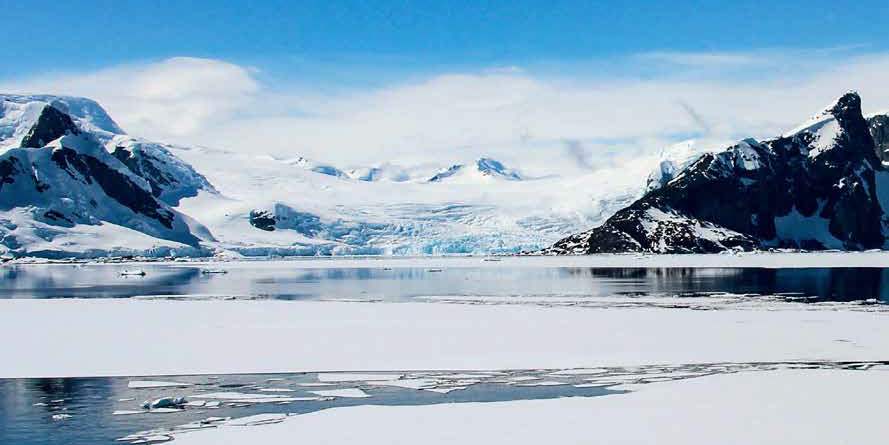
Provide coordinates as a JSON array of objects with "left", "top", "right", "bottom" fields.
[
  {"left": 4, "top": 1, "right": 889, "bottom": 168},
  {"left": 5, "top": 1, "right": 886, "bottom": 81}
]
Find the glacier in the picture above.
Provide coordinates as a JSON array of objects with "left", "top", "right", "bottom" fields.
[{"left": 0, "top": 94, "right": 720, "bottom": 259}]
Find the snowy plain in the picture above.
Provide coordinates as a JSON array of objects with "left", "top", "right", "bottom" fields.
[
  {"left": 167, "top": 370, "right": 889, "bottom": 445},
  {"left": 4, "top": 297, "right": 889, "bottom": 378}
]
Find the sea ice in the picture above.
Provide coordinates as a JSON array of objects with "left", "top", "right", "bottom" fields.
[
  {"left": 309, "top": 388, "right": 371, "bottom": 398},
  {"left": 317, "top": 373, "right": 403, "bottom": 382},
  {"left": 128, "top": 380, "right": 193, "bottom": 389}
]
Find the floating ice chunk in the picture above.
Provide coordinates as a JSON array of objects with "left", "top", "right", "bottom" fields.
[
  {"left": 222, "top": 413, "right": 288, "bottom": 426},
  {"left": 366, "top": 378, "right": 439, "bottom": 390},
  {"left": 192, "top": 392, "right": 274, "bottom": 400},
  {"left": 317, "top": 373, "right": 403, "bottom": 382},
  {"left": 120, "top": 269, "right": 146, "bottom": 276},
  {"left": 296, "top": 383, "right": 336, "bottom": 387},
  {"left": 508, "top": 376, "right": 540, "bottom": 382},
  {"left": 129, "top": 380, "right": 193, "bottom": 389},
  {"left": 149, "top": 407, "right": 183, "bottom": 414},
  {"left": 258, "top": 388, "right": 295, "bottom": 392},
  {"left": 433, "top": 373, "right": 494, "bottom": 379},
  {"left": 608, "top": 383, "right": 648, "bottom": 391},
  {"left": 51, "top": 413, "right": 72, "bottom": 421},
  {"left": 309, "top": 388, "right": 371, "bottom": 398},
  {"left": 183, "top": 401, "right": 206, "bottom": 407},
  {"left": 129, "top": 435, "right": 173, "bottom": 443},
  {"left": 193, "top": 392, "right": 322, "bottom": 403},
  {"left": 204, "top": 401, "right": 221, "bottom": 408},
  {"left": 634, "top": 371, "right": 706, "bottom": 379},
  {"left": 226, "top": 397, "right": 319, "bottom": 403},
  {"left": 547, "top": 368, "right": 608, "bottom": 376}
]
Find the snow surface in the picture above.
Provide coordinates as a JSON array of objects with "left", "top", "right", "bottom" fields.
[
  {"left": 4, "top": 299, "right": 889, "bottom": 378},
  {"left": 773, "top": 205, "right": 843, "bottom": 248},
  {"left": 308, "top": 388, "right": 371, "bottom": 398},
  {"left": 167, "top": 370, "right": 889, "bottom": 445},
  {"left": 644, "top": 139, "right": 711, "bottom": 191},
  {"left": 0, "top": 94, "right": 123, "bottom": 149}
]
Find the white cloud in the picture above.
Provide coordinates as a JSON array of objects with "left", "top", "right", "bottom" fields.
[
  {"left": 4, "top": 51, "right": 889, "bottom": 173},
  {"left": 3, "top": 57, "right": 258, "bottom": 139}
]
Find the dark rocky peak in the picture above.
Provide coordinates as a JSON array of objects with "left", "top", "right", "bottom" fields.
[
  {"left": 21, "top": 105, "right": 81, "bottom": 148},
  {"left": 782, "top": 92, "right": 876, "bottom": 166},
  {"left": 828, "top": 91, "right": 862, "bottom": 122}
]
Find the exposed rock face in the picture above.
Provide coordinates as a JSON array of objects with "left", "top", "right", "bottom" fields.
[
  {"left": 869, "top": 114, "right": 889, "bottom": 163},
  {"left": 110, "top": 137, "right": 215, "bottom": 206},
  {"left": 20, "top": 105, "right": 81, "bottom": 148},
  {"left": 543, "top": 92, "right": 889, "bottom": 254},
  {"left": 249, "top": 210, "right": 277, "bottom": 231},
  {"left": 51, "top": 147, "right": 176, "bottom": 229}
]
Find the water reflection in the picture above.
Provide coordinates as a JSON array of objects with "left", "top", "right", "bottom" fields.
[{"left": 0, "top": 264, "right": 887, "bottom": 302}]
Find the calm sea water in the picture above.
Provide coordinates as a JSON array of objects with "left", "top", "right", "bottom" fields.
[{"left": 1, "top": 263, "right": 888, "bottom": 302}]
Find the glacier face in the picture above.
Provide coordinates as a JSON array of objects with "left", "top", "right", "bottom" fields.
[{"left": 0, "top": 93, "right": 707, "bottom": 259}]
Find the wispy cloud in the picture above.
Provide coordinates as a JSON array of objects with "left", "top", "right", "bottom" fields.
[{"left": 4, "top": 49, "right": 889, "bottom": 174}]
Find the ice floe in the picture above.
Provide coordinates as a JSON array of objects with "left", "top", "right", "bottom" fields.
[
  {"left": 317, "top": 373, "right": 403, "bottom": 382},
  {"left": 128, "top": 380, "right": 193, "bottom": 389},
  {"left": 309, "top": 388, "right": 371, "bottom": 398}
]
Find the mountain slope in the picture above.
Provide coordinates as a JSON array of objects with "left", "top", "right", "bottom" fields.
[
  {"left": 543, "top": 92, "right": 889, "bottom": 254},
  {"left": 0, "top": 98, "right": 213, "bottom": 258}
]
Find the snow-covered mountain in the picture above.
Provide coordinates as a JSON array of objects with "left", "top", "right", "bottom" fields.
[
  {"left": 0, "top": 99, "right": 213, "bottom": 258},
  {"left": 543, "top": 92, "right": 889, "bottom": 254},
  {"left": 3, "top": 93, "right": 678, "bottom": 258},
  {"left": 428, "top": 157, "right": 523, "bottom": 183}
]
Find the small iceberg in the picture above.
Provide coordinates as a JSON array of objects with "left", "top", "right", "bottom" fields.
[
  {"left": 120, "top": 269, "right": 146, "bottom": 276},
  {"left": 142, "top": 397, "right": 187, "bottom": 409}
]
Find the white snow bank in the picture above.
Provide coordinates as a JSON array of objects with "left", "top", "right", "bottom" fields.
[
  {"left": 3, "top": 299, "right": 889, "bottom": 378},
  {"left": 169, "top": 370, "right": 889, "bottom": 445}
]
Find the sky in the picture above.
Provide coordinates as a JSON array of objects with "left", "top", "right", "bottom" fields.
[{"left": 3, "top": 1, "right": 889, "bottom": 170}]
